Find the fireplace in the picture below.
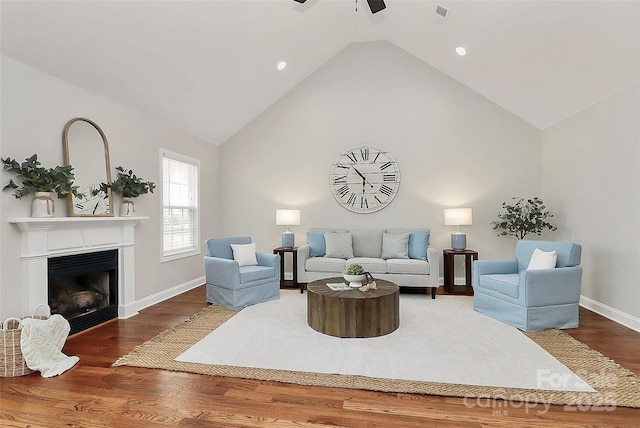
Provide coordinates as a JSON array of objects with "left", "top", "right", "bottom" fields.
[
  {"left": 48, "top": 250, "right": 118, "bottom": 335},
  {"left": 9, "top": 217, "right": 146, "bottom": 322}
]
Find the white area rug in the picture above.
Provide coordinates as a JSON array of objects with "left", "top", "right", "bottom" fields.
[{"left": 176, "top": 291, "right": 594, "bottom": 393}]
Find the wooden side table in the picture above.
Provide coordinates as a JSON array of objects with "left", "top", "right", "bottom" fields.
[
  {"left": 273, "top": 247, "right": 302, "bottom": 293},
  {"left": 443, "top": 249, "right": 478, "bottom": 294}
]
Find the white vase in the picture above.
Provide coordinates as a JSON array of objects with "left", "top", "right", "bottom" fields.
[
  {"left": 343, "top": 273, "right": 366, "bottom": 288},
  {"left": 32, "top": 192, "right": 54, "bottom": 218},
  {"left": 120, "top": 198, "right": 135, "bottom": 216}
]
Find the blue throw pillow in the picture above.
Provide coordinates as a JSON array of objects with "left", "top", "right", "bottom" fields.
[
  {"left": 408, "top": 232, "right": 430, "bottom": 261},
  {"left": 307, "top": 232, "right": 326, "bottom": 257}
]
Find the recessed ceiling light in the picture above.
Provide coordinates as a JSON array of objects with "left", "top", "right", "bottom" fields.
[
  {"left": 277, "top": 61, "right": 287, "bottom": 71},
  {"left": 456, "top": 47, "right": 467, "bottom": 56}
]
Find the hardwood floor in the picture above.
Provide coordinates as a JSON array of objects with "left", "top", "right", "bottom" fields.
[{"left": 2, "top": 286, "right": 639, "bottom": 427}]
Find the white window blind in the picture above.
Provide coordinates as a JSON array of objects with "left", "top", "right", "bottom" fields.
[{"left": 161, "top": 150, "right": 200, "bottom": 260}]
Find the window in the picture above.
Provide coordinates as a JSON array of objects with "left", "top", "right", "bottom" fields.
[{"left": 161, "top": 149, "right": 200, "bottom": 261}]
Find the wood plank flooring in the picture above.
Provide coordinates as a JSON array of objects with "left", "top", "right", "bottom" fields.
[{"left": 1, "top": 285, "right": 639, "bottom": 427}]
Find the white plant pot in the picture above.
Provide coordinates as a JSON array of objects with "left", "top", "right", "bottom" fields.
[
  {"left": 32, "top": 192, "right": 54, "bottom": 218},
  {"left": 343, "top": 273, "right": 366, "bottom": 288},
  {"left": 120, "top": 198, "right": 135, "bottom": 216}
]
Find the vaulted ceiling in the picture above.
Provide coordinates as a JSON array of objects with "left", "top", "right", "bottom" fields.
[{"left": 2, "top": 1, "right": 639, "bottom": 145}]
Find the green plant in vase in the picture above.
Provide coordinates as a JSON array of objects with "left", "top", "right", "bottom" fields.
[
  {"left": 95, "top": 166, "right": 156, "bottom": 216},
  {"left": 344, "top": 263, "right": 365, "bottom": 275},
  {"left": 491, "top": 196, "right": 557, "bottom": 239},
  {"left": 343, "top": 263, "right": 366, "bottom": 288},
  {"left": 2, "top": 154, "right": 83, "bottom": 217}
]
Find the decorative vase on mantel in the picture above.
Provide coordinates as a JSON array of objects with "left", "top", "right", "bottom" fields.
[
  {"left": 32, "top": 191, "right": 55, "bottom": 218},
  {"left": 120, "top": 198, "right": 135, "bottom": 217}
]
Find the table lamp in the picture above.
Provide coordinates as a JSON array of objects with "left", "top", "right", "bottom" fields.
[
  {"left": 444, "top": 208, "right": 472, "bottom": 251},
  {"left": 276, "top": 209, "right": 300, "bottom": 248}
]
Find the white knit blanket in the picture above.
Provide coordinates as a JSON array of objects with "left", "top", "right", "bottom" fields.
[{"left": 20, "top": 314, "right": 79, "bottom": 378}]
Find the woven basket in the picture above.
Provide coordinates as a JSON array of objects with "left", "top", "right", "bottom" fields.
[
  {"left": 1, "top": 317, "right": 34, "bottom": 377},
  {"left": 1, "top": 304, "right": 51, "bottom": 377}
]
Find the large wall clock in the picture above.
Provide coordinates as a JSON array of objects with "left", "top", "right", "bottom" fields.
[{"left": 329, "top": 145, "right": 401, "bottom": 213}]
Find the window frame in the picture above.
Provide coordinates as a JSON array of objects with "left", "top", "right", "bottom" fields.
[{"left": 159, "top": 149, "right": 201, "bottom": 263}]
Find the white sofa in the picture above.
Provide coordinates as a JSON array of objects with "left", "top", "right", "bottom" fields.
[{"left": 297, "top": 228, "right": 440, "bottom": 298}]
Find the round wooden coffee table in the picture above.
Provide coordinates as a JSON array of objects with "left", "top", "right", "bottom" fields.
[{"left": 306, "top": 277, "right": 399, "bottom": 338}]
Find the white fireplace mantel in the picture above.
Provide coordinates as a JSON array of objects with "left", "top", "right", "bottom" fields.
[{"left": 9, "top": 216, "right": 148, "bottom": 319}]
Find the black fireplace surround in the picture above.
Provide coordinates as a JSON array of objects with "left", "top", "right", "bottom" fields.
[{"left": 48, "top": 249, "right": 118, "bottom": 335}]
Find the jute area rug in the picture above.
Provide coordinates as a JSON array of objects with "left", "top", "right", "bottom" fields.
[{"left": 114, "top": 294, "right": 640, "bottom": 408}]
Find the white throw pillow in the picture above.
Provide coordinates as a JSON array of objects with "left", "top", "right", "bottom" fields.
[
  {"left": 323, "top": 232, "right": 354, "bottom": 259},
  {"left": 230, "top": 243, "right": 258, "bottom": 267},
  {"left": 527, "top": 248, "right": 557, "bottom": 270}
]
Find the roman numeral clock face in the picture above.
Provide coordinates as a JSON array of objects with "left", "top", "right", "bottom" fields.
[{"left": 329, "top": 145, "right": 401, "bottom": 213}]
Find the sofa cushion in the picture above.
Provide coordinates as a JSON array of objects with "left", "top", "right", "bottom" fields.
[
  {"left": 381, "top": 232, "right": 410, "bottom": 259},
  {"left": 306, "top": 256, "right": 347, "bottom": 273},
  {"left": 348, "top": 257, "right": 387, "bottom": 274},
  {"left": 479, "top": 274, "right": 520, "bottom": 298},
  {"left": 387, "top": 259, "right": 431, "bottom": 275},
  {"left": 408, "top": 231, "right": 430, "bottom": 261},
  {"left": 350, "top": 229, "right": 383, "bottom": 258},
  {"left": 307, "top": 231, "right": 326, "bottom": 257},
  {"left": 324, "top": 232, "right": 354, "bottom": 259}
]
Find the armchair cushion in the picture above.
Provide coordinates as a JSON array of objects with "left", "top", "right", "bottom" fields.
[
  {"left": 239, "top": 265, "right": 277, "bottom": 284},
  {"left": 478, "top": 274, "right": 520, "bottom": 298},
  {"left": 230, "top": 243, "right": 258, "bottom": 267},
  {"left": 527, "top": 248, "right": 557, "bottom": 270}
]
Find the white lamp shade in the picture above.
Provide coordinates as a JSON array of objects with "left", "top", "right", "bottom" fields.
[
  {"left": 276, "top": 209, "right": 300, "bottom": 226},
  {"left": 444, "top": 208, "right": 473, "bottom": 226}
]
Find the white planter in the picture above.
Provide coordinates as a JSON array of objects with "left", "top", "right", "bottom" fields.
[
  {"left": 120, "top": 198, "right": 135, "bottom": 216},
  {"left": 32, "top": 192, "right": 54, "bottom": 217},
  {"left": 343, "top": 273, "right": 366, "bottom": 288}
]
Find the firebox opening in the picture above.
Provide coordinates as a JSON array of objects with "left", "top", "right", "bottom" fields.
[{"left": 48, "top": 249, "right": 118, "bottom": 335}]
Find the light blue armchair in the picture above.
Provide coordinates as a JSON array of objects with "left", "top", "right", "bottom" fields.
[
  {"left": 473, "top": 240, "right": 582, "bottom": 332},
  {"left": 204, "top": 237, "right": 280, "bottom": 310}
]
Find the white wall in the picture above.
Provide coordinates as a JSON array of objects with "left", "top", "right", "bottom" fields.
[
  {"left": 542, "top": 83, "right": 640, "bottom": 323},
  {"left": 0, "top": 56, "right": 219, "bottom": 320},
  {"left": 220, "top": 41, "right": 542, "bottom": 264}
]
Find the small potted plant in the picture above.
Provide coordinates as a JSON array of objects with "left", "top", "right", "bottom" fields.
[
  {"left": 2, "top": 154, "right": 83, "bottom": 217},
  {"left": 95, "top": 166, "right": 156, "bottom": 216},
  {"left": 491, "top": 196, "right": 557, "bottom": 239},
  {"left": 343, "top": 263, "right": 366, "bottom": 288}
]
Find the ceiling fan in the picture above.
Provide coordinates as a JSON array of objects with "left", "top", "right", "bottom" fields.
[{"left": 293, "top": 0, "right": 386, "bottom": 14}]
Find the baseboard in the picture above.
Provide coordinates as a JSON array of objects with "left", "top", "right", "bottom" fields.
[
  {"left": 132, "top": 276, "right": 205, "bottom": 315},
  {"left": 580, "top": 295, "right": 640, "bottom": 333}
]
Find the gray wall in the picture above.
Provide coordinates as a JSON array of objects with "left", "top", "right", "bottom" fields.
[
  {"left": 0, "top": 56, "right": 219, "bottom": 320},
  {"left": 542, "top": 83, "right": 640, "bottom": 323},
  {"left": 219, "top": 41, "right": 542, "bottom": 262}
]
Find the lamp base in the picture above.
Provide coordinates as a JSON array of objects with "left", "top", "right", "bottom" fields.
[
  {"left": 282, "top": 231, "right": 295, "bottom": 248},
  {"left": 451, "top": 233, "right": 467, "bottom": 251}
]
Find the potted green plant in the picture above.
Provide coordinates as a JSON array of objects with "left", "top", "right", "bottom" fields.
[
  {"left": 491, "top": 196, "right": 557, "bottom": 239},
  {"left": 343, "top": 263, "right": 366, "bottom": 288},
  {"left": 2, "top": 154, "right": 83, "bottom": 217},
  {"left": 95, "top": 166, "right": 156, "bottom": 216}
]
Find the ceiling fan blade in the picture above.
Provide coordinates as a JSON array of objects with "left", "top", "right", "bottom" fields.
[{"left": 367, "top": 0, "right": 386, "bottom": 14}]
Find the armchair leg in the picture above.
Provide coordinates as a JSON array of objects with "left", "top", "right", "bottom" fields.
[{"left": 431, "top": 287, "right": 436, "bottom": 299}]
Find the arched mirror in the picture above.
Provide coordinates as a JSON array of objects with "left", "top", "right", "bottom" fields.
[{"left": 63, "top": 117, "right": 114, "bottom": 216}]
